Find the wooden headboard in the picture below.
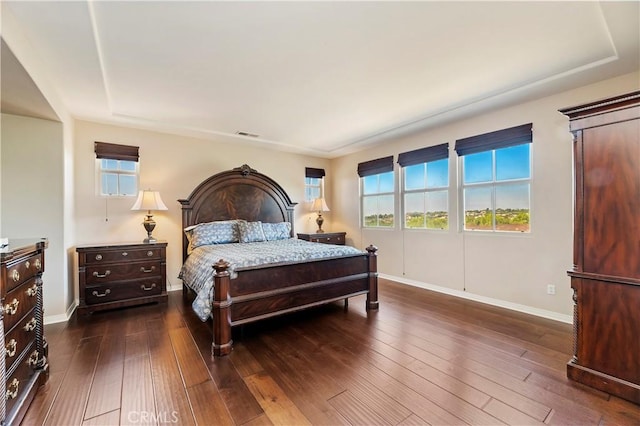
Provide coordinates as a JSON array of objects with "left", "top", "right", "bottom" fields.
[{"left": 178, "top": 164, "right": 298, "bottom": 261}]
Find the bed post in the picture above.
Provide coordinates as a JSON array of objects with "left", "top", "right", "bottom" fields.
[
  {"left": 212, "top": 259, "right": 233, "bottom": 356},
  {"left": 365, "top": 245, "right": 379, "bottom": 310}
]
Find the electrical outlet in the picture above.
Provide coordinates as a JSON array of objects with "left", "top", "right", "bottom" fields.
[{"left": 547, "top": 284, "right": 556, "bottom": 295}]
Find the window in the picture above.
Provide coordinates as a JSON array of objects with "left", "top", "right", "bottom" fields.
[
  {"left": 94, "top": 141, "right": 139, "bottom": 197},
  {"left": 305, "top": 167, "right": 325, "bottom": 202},
  {"left": 455, "top": 124, "right": 532, "bottom": 232},
  {"left": 358, "top": 156, "right": 394, "bottom": 228},
  {"left": 399, "top": 143, "right": 449, "bottom": 230}
]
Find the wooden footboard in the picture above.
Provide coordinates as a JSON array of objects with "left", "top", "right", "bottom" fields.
[{"left": 211, "top": 245, "right": 378, "bottom": 356}]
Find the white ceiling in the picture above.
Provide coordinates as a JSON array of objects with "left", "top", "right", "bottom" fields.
[{"left": 2, "top": 1, "right": 639, "bottom": 158}]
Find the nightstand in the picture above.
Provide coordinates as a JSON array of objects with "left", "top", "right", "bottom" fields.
[
  {"left": 297, "top": 232, "right": 346, "bottom": 245},
  {"left": 76, "top": 241, "right": 168, "bottom": 315}
]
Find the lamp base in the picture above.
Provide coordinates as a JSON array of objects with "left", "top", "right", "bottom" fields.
[
  {"left": 143, "top": 213, "right": 157, "bottom": 244},
  {"left": 316, "top": 213, "right": 325, "bottom": 233}
]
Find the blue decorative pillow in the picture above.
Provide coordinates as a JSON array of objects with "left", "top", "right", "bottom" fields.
[
  {"left": 185, "top": 220, "right": 239, "bottom": 252},
  {"left": 238, "top": 220, "right": 266, "bottom": 243},
  {"left": 262, "top": 222, "right": 292, "bottom": 241}
]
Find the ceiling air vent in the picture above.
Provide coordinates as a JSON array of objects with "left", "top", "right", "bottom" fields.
[{"left": 235, "top": 131, "right": 260, "bottom": 138}]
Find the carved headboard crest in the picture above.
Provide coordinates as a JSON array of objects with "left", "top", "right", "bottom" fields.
[{"left": 234, "top": 164, "right": 257, "bottom": 176}]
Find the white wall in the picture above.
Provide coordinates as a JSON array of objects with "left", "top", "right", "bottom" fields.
[
  {"left": 1, "top": 113, "right": 67, "bottom": 318},
  {"left": 331, "top": 72, "right": 640, "bottom": 320},
  {"left": 3, "top": 4, "right": 77, "bottom": 323},
  {"left": 73, "top": 121, "right": 331, "bottom": 297}
]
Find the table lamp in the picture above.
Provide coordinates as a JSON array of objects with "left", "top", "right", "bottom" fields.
[{"left": 131, "top": 190, "right": 168, "bottom": 243}]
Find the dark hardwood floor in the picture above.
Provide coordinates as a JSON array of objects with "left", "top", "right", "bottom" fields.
[{"left": 23, "top": 279, "right": 640, "bottom": 425}]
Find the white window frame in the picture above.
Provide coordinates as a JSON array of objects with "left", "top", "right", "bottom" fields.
[
  {"left": 361, "top": 171, "right": 395, "bottom": 229},
  {"left": 401, "top": 159, "right": 449, "bottom": 230},
  {"left": 304, "top": 177, "right": 322, "bottom": 202},
  {"left": 459, "top": 145, "right": 531, "bottom": 233},
  {"left": 96, "top": 158, "right": 140, "bottom": 197}
]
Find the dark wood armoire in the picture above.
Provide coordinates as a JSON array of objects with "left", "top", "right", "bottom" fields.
[{"left": 560, "top": 91, "right": 640, "bottom": 404}]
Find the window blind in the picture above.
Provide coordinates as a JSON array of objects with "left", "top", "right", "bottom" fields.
[
  {"left": 94, "top": 141, "right": 139, "bottom": 162},
  {"left": 397, "top": 143, "right": 449, "bottom": 167},
  {"left": 357, "top": 156, "right": 394, "bottom": 177},
  {"left": 305, "top": 167, "right": 325, "bottom": 178},
  {"left": 454, "top": 123, "right": 532, "bottom": 156}
]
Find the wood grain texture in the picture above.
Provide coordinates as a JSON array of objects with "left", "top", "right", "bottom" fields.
[
  {"left": 84, "top": 333, "right": 125, "bottom": 419},
  {"left": 44, "top": 336, "right": 102, "bottom": 426},
  {"left": 186, "top": 379, "right": 235, "bottom": 426},
  {"left": 244, "top": 371, "right": 311, "bottom": 426},
  {"left": 24, "top": 280, "right": 640, "bottom": 425},
  {"left": 120, "top": 355, "right": 155, "bottom": 426},
  {"left": 147, "top": 322, "right": 195, "bottom": 426}
]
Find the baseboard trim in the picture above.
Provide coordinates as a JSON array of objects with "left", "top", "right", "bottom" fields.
[
  {"left": 44, "top": 300, "right": 78, "bottom": 325},
  {"left": 380, "top": 273, "right": 572, "bottom": 324},
  {"left": 168, "top": 283, "right": 183, "bottom": 292}
]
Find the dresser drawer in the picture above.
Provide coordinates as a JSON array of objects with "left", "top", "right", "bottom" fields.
[
  {"left": 5, "top": 342, "right": 38, "bottom": 414},
  {"left": 5, "top": 308, "right": 38, "bottom": 372},
  {"left": 3, "top": 277, "right": 39, "bottom": 333},
  {"left": 85, "top": 260, "right": 162, "bottom": 284},
  {"left": 85, "top": 278, "right": 163, "bottom": 305},
  {"left": 4, "top": 253, "right": 43, "bottom": 292},
  {"left": 80, "top": 247, "right": 163, "bottom": 265}
]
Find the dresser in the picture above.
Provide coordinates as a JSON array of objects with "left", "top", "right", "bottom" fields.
[
  {"left": 297, "top": 232, "right": 346, "bottom": 245},
  {"left": 76, "top": 242, "right": 168, "bottom": 315},
  {"left": 0, "top": 238, "right": 48, "bottom": 425},
  {"left": 560, "top": 91, "right": 640, "bottom": 404}
]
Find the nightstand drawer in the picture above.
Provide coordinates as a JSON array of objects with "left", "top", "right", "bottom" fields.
[
  {"left": 85, "top": 278, "right": 163, "bottom": 305},
  {"left": 81, "top": 247, "right": 163, "bottom": 265},
  {"left": 3, "top": 277, "right": 39, "bottom": 332},
  {"left": 5, "top": 253, "right": 43, "bottom": 292},
  {"left": 85, "top": 260, "right": 162, "bottom": 284},
  {"left": 309, "top": 234, "right": 345, "bottom": 245},
  {"left": 297, "top": 232, "right": 346, "bottom": 246}
]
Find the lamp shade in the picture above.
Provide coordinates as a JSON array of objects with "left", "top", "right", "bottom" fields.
[
  {"left": 311, "top": 197, "right": 330, "bottom": 213},
  {"left": 131, "top": 190, "right": 168, "bottom": 211}
]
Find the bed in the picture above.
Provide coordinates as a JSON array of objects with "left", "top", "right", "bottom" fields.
[{"left": 178, "top": 164, "right": 379, "bottom": 356}]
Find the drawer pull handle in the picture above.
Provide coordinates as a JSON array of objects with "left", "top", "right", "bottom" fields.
[
  {"left": 141, "top": 283, "right": 156, "bottom": 291},
  {"left": 92, "top": 289, "right": 111, "bottom": 298},
  {"left": 95, "top": 254, "right": 103, "bottom": 261},
  {"left": 11, "top": 269, "right": 20, "bottom": 283},
  {"left": 5, "top": 339, "right": 17, "bottom": 358},
  {"left": 23, "top": 318, "right": 37, "bottom": 332},
  {"left": 93, "top": 270, "right": 111, "bottom": 278},
  {"left": 26, "top": 283, "right": 38, "bottom": 297},
  {"left": 122, "top": 252, "right": 128, "bottom": 256},
  {"left": 25, "top": 260, "right": 30, "bottom": 269},
  {"left": 147, "top": 251, "right": 154, "bottom": 257},
  {"left": 6, "top": 378, "right": 19, "bottom": 401},
  {"left": 34, "top": 258, "right": 42, "bottom": 270},
  {"left": 140, "top": 266, "right": 156, "bottom": 273},
  {"left": 27, "top": 350, "right": 40, "bottom": 367},
  {"left": 4, "top": 299, "right": 19, "bottom": 315}
]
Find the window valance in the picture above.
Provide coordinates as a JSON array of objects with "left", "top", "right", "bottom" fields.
[
  {"left": 398, "top": 143, "right": 449, "bottom": 167},
  {"left": 94, "top": 141, "right": 139, "bottom": 162},
  {"left": 305, "top": 167, "right": 325, "bottom": 178},
  {"left": 357, "top": 156, "right": 394, "bottom": 177},
  {"left": 454, "top": 123, "right": 532, "bottom": 156}
]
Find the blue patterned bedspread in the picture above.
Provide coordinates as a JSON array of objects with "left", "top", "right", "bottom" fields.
[{"left": 178, "top": 238, "right": 364, "bottom": 320}]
